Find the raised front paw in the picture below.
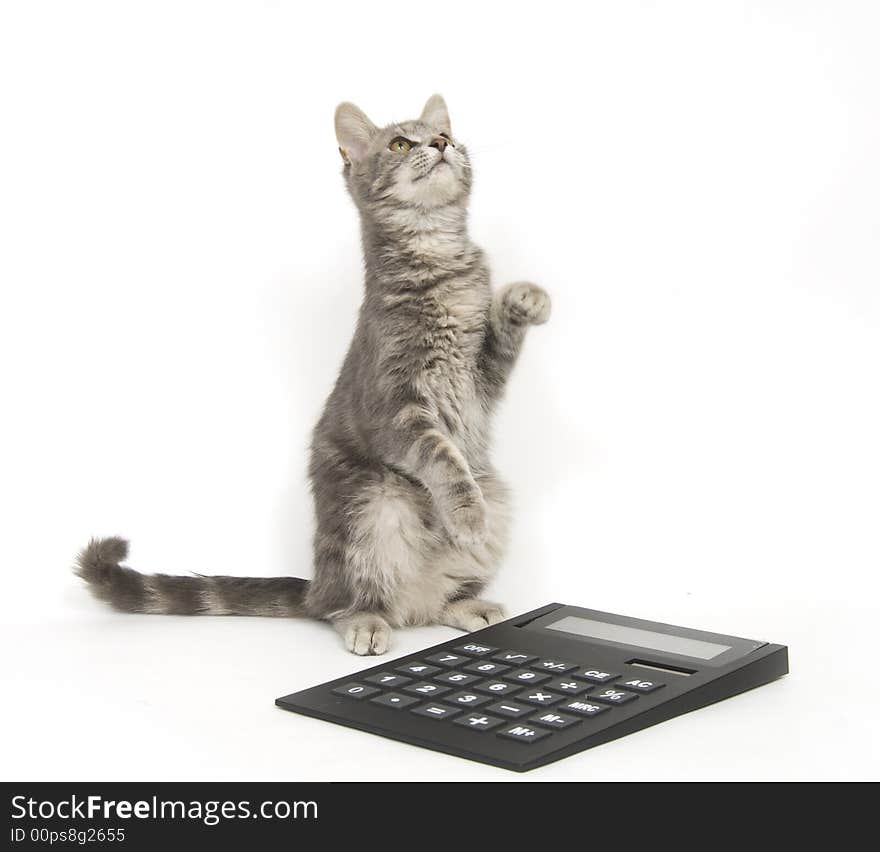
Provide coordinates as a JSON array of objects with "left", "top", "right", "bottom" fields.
[
  {"left": 444, "top": 494, "right": 488, "bottom": 549},
  {"left": 499, "top": 281, "right": 551, "bottom": 326}
]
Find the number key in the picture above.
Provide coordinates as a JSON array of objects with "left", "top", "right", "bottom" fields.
[
  {"left": 463, "top": 661, "right": 510, "bottom": 677},
  {"left": 331, "top": 683, "right": 380, "bottom": 700},
  {"left": 364, "top": 672, "right": 412, "bottom": 689},
  {"left": 443, "top": 691, "right": 492, "bottom": 708},
  {"left": 396, "top": 661, "right": 442, "bottom": 677},
  {"left": 403, "top": 681, "right": 451, "bottom": 698},
  {"left": 434, "top": 671, "right": 481, "bottom": 687},
  {"left": 503, "top": 669, "right": 551, "bottom": 686},
  {"left": 474, "top": 680, "right": 520, "bottom": 697},
  {"left": 426, "top": 652, "right": 469, "bottom": 667}
]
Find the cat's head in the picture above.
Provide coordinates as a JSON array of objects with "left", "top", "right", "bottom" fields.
[{"left": 334, "top": 95, "right": 471, "bottom": 212}]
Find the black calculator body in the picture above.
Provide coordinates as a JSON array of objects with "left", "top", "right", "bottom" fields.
[{"left": 275, "top": 603, "right": 789, "bottom": 772}]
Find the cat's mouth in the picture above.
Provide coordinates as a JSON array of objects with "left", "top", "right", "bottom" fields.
[{"left": 415, "top": 158, "right": 453, "bottom": 182}]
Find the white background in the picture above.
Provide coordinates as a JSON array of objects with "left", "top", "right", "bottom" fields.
[{"left": 1, "top": 1, "right": 878, "bottom": 781}]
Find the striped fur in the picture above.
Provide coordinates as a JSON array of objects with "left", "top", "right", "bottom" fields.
[{"left": 75, "top": 538, "right": 308, "bottom": 617}]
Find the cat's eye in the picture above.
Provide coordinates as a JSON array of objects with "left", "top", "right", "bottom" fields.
[{"left": 389, "top": 137, "right": 413, "bottom": 153}]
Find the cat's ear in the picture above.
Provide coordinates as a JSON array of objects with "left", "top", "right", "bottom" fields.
[
  {"left": 420, "top": 94, "right": 451, "bottom": 133},
  {"left": 335, "top": 102, "right": 377, "bottom": 164}
]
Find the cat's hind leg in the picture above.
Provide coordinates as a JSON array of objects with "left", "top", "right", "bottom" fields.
[{"left": 437, "top": 472, "right": 510, "bottom": 633}]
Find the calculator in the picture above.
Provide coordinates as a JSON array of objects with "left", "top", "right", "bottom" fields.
[{"left": 275, "top": 603, "right": 789, "bottom": 772}]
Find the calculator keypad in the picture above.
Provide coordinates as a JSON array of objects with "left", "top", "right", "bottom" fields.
[{"left": 330, "top": 644, "right": 666, "bottom": 748}]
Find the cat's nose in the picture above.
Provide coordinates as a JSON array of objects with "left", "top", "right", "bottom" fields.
[{"left": 428, "top": 136, "right": 448, "bottom": 153}]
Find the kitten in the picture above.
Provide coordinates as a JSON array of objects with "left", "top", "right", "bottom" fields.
[{"left": 75, "top": 95, "right": 551, "bottom": 655}]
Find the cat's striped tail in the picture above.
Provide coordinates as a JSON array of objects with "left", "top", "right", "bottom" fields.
[{"left": 74, "top": 537, "right": 310, "bottom": 617}]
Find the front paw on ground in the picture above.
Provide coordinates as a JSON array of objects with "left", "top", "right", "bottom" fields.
[
  {"left": 444, "top": 599, "right": 506, "bottom": 632},
  {"left": 343, "top": 617, "right": 391, "bottom": 656}
]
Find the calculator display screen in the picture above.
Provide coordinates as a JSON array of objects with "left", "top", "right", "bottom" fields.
[{"left": 544, "top": 616, "right": 732, "bottom": 660}]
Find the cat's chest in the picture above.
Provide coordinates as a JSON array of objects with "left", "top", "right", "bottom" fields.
[
  {"left": 414, "top": 282, "right": 488, "bottom": 376},
  {"left": 410, "top": 282, "right": 490, "bottom": 436}
]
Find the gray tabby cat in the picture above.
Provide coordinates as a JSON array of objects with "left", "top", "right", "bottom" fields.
[{"left": 75, "top": 95, "right": 550, "bottom": 655}]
